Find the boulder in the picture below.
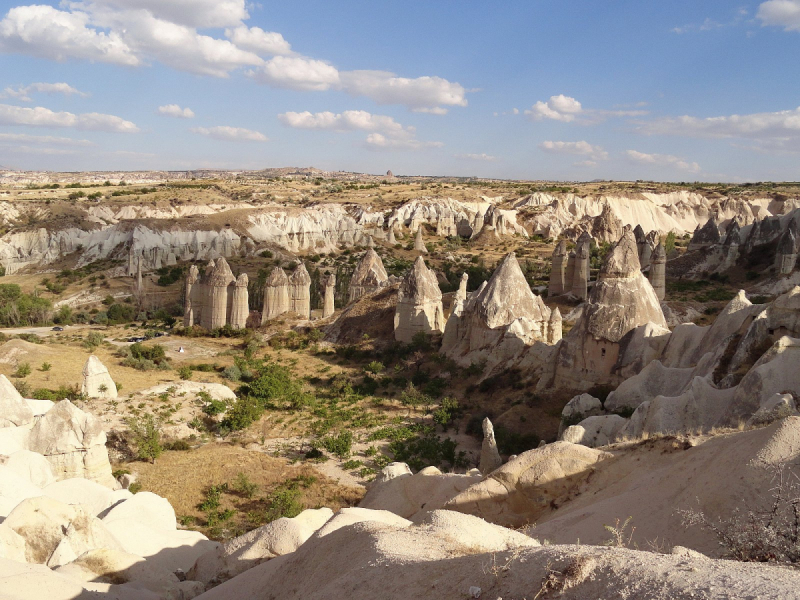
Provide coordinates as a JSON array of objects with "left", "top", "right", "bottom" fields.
[
  {"left": 0, "top": 374, "right": 33, "bottom": 428},
  {"left": 27, "top": 400, "right": 116, "bottom": 487},
  {"left": 561, "top": 415, "right": 627, "bottom": 448},
  {"left": 0, "top": 524, "right": 26, "bottom": 562},
  {"left": 0, "top": 466, "right": 42, "bottom": 520},
  {"left": 43, "top": 478, "right": 129, "bottom": 517},
  {"left": 315, "top": 507, "right": 411, "bottom": 538},
  {"left": 747, "top": 393, "right": 799, "bottom": 426},
  {"left": 80, "top": 356, "right": 117, "bottom": 400},
  {"left": 0, "top": 449, "right": 55, "bottom": 488},
  {"left": 189, "top": 507, "right": 333, "bottom": 584},
  {"left": 3, "top": 496, "right": 121, "bottom": 567}
]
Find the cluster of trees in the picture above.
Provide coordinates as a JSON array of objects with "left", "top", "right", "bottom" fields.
[{"left": 0, "top": 284, "right": 52, "bottom": 327}]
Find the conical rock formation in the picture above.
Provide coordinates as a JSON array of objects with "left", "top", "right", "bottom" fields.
[{"left": 394, "top": 257, "right": 444, "bottom": 342}]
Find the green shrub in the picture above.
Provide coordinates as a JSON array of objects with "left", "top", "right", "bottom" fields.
[
  {"left": 39, "top": 362, "right": 51, "bottom": 372},
  {"left": 178, "top": 365, "right": 192, "bottom": 380},
  {"left": 125, "top": 414, "right": 163, "bottom": 462},
  {"left": 364, "top": 361, "right": 384, "bottom": 374},
  {"left": 13, "top": 362, "right": 31, "bottom": 378},
  {"left": 319, "top": 431, "right": 353, "bottom": 459},
  {"left": 233, "top": 472, "right": 259, "bottom": 499},
  {"left": 223, "top": 365, "right": 242, "bottom": 381}
]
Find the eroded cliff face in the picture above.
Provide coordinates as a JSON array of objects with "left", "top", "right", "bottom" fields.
[{"left": 515, "top": 191, "right": 800, "bottom": 240}]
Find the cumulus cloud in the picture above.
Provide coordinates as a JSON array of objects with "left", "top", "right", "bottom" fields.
[
  {"left": 0, "top": 5, "right": 139, "bottom": 65},
  {"left": 248, "top": 56, "right": 340, "bottom": 91},
  {"left": 279, "top": 110, "right": 410, "bottom": 138},
  {"left": 626, "top": 149, "right": 701, "bottom": 173},
  {"left": 158, "top": 104, "right": 194, "bottom": 119},
  {"left": 456, "top": 153, "right": 497, "bottom": 161},
  {"left": 365, "top": 133, "right": 443, "bottom": 151},
  {"left": 0, "top": 82, "right": 88, "bottom": 102},
  {"left": 339, "top": 70, "right": 468, "bottom": 113},
  {"left": 634, "top": 106, "right": 800, "bottom": 140},
  {"left": 526, "top": 95, "right": 583, "bottom": 122},
  {"left": 0, "top": 103, "right": 138, "bottom": 132},
  {"left": 224, "top": 25, "right": 291, "bottom": 56},
  {"left": 0, "top": 132, "right": 93, "bottom": 145},
  {"left": 757, "top": 0, "right": 800, "bottom": 31},
  {"left": 72, "top": 0, "right": 249, "bottom": 29},
  {"left": 539, "top": 140, "right": 609, "bottom": 160},
  {"left": 191, "top": 126, "right": 267, "bottom": 142}
]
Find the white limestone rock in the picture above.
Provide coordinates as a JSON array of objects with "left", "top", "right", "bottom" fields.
[
  {"left": 0, "top": 374, "right": 33, "bottom": 428},
  {"left": 80, "top": 355, "right": 117, "bottom": 400},
  {"left": 561, "top": 415, "right": 627, "bottom": 448},
  {"left": 394, "top": 256, "right": 445, "bottom": 343},
  {"left": 479, "top": 417, "right": 502, "bottom": 476}
]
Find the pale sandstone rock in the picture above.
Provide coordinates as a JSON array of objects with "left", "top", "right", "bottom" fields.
[
  {"left": 548, "top": 240, "right": 568, "bottom": 296},
  {"left": 27, "top": 400, "right": 115, "bottom": 487},
  {"left": 649, "top": 242, "right": 666, "bottom": 301},
  {"left": 561, "top": 415, "right": 627, "bottom": 448},
  {"left": 605, "top": 360, "right": 694, "bottom": 412},
  {"left": 322, "top": 273, "right": 336, "bottom": 318},
  {"left": 229, "top": 273, "right": 249, "bottom": 329},
  {"left": 315, "top": 507, "right": 411, "bottom": 538},
  {"left": 183, "top": 264, "right": 200, "bottom": 327},
  {"left": 0, "top": 374, "right": 33, "bottom": 428},
  {"left": 443, "top": 442, "right": 612, "bottom": 527},
  {"left": 0, "top": 466, "right": 42, "bottom": 520},
  {"left": 394, "top": 256, "right": 445, "bottom": 342},
  {"left": 748, "top": 393, "right": 799, "bottom": 426},
  {"left": 559, "top": 393, "right": 602, "bottom": 436},
  {"left": 289, "top": 263, "right": 311, "bottom": 318},
  {"left": 348, "top": 249, "right": 388, "bottom": 303},
  {"left": 414, "top": 227, "right": 428, "bottom": 253},
  {"left": 3, "top": 496, "right": 121, "bottom": 567},
  {"left": 80, "top": 355, "right": 117, "bottom": 400},
  {"left": 479, "top": 417, "right": 502, "bottom": 476},
  {"left": 0, "top": 449, "right": 54, "bottom": 488},
  {"left": 571, "top": 237, "right": 590, "bottom": 300},
  {"left": 200, "top": 258, "right": 236, "bottom": 330},
  {"left": 0, "top": 524, "right": 26, "bottom": 562},
  {"left": 775, "top": 227, "right": 797, "bottom": 275},
  {"left": 261, "top": 266, "right": 289, "bottom": 323},
  {"left": 190, "top": 508, "right": 333, "bottom": 584}
]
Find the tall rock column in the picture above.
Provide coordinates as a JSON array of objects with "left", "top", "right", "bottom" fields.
[
  {"left": 81, "top": 356, "right": 117, "bottom": 400},
  {"left": 394, "top": 257, "right": 445, "bottom": 342},
  {"left": 548, "top": 307, "right": 563, "bottom": 344},
  {"left": 262, "top": 267, "right": 289, "bottom": 324},
  {"left": 775, "top": 228, "right": 798, "bottom": 275},
  {"left": 452, "top": 272, "right": 469, "bottom": 317},
  {"left": 479, "top": 417, "right": 502, "bottom": 476},
  {"left": 229, "top": 273, "right": 249, "bottom": 329},
  {"left": 323, "top": 273, "right": 336, "bottom": 318},
  {"left": 571, "top": 240, "right": 590, "bottom": 300},
  {"left": 348, "top": 248, "right": 389, "bottom": 303},
  {"left": 183, "top": 264, "right": 200, "bottom": 326},
  {"left": 548, "top": 240, "right": 568, "bottom": 296},
  {"left": 202, "top": 257, "right": 235, "bottom": 330},
  {"left": 289, "top": 263, "right": 312, "bottom": 319},
  {"left": 649, "top": 242, "right": 666, "bottom": 301},
  {"left": 414, "top": 227, "right": 428, "bottom": 254}
]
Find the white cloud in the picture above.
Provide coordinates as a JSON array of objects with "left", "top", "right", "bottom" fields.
[
  {"left": 158, "top": 104, "right": 194, "bottom": 119},
  {"left": 339, "top": 70, "right": 467, "bottom": 113},
  {"left": 225, "top": 25, "right": 291, "bottom": 56},
  {"left": 757, "top": 0, "right": 800, "bottom": 31},
  {"left": 456, "top": 153, "right": 497, "bottom": 161},
  {"left": 0, "top": 103, "right": 138, "bottom": 132},
  {"left": 365, "top": 133, "right": 443, "bottom": 151},
  {"left": 526, "top": 95, "right": 583, "bottom": 122},
  {"left": 626, "top": 149, "right": 701, "bottom": 173},
  {"left": 0, "top": 5, "right": 139, "bottom": 66},
  {"left": 0, "top": 132, "right": 93, "bottom": 146},
  {"left": 279, "top": 110, "right": 410, "bottom": 138},
  {"left": 72, "top": 0, "right": 249, "bottom": 29},
  {"left": 191, "top": 126, "right": 267, "bottom": 142},
  {"left": 574, "top": 160, "right": 597, "bottom": 167},
  {"left": 634, "top": 106, "right": 800, "bottom": 140},
  {"left": 248, "top": 56, "right": 340, "bottom": 91},
  {"left": 539, "top": 140, "right": 609, "bottom": 160},
  {"left": 0, "top": 82, "right": 88, "bottom": 102}
]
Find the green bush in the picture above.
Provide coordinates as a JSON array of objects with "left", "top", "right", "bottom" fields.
[
  {"left": 318, "top": 431, "right": 353, "bottom": 459},
  {"left": 13, "top": 362, "right": 31, "bottom": 378},
  {"left": 125, "top": 414, "right": 163, "bottom": 463},
  {"left": 178, "top": 365, "right": 192, "bottom": 380}
]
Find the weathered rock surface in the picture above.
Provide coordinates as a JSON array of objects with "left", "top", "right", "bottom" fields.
[
  {"left": 348, "top": 249, "right": 388, "bottom": 303},
  {"left": 479, "top": 418, "right": 502, "bottom": 475},
  {"left": 0, "top": 375, "right": 33, "bottom": 428},
  {"left": 393, "top": 257, "right": 444, "bottom": 342},
  {"left": 261, "top": 266, "right": 289, "bottom": 323},
  {"left": 80, "top": 355, "right": 117, "bottom": 400}
]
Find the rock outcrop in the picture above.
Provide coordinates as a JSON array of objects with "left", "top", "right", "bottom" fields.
[
  {"left": 323, "top": 273, "right": 336, "bottom": 318},
  {"left": 0, "top": 375, "right": 33, "bottom": 428},
  {"left": 229, "top": 273, "right": 249, "bottom": 329},
  {"left": 394, "top": 257, "right": 444, "bottom": 343},
  {"left": 479, "top": 418, "right": 502, "bottom": 475},
  {"left": 649, "top": 242, "right": 666, "bottom": 300},
  {"left": 184, "top": 258, "right": 245, "bottom": 330},
  {"left": 776, "top": 227, "right": 797, "bottom": 275},
  {"left": 288, "top": 263, "right": 311, "bottom": 319},
  {"left": 80, "top": 356, "right": 117, "bottom": 400},
  {"left": 348, "top": 249, "right": 388, "bottom": 303},
  {"left": 549, "top": 228, "right": 668, "bottom": 390},
  {"left": 414, "top": 227, "right": 428, "bottom": 253},
  {"left": 548, "top": 240, "right": 568, "bottom": 296},
  {"left": 442, "top": 253, "right": 560, "bottom": 369}
]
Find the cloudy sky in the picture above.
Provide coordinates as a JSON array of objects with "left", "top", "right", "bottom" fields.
[{"left": 0, "top": 1, "right": 799, "bottom": 181}]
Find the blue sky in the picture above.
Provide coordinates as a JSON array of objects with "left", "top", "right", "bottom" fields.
[{"left": 0, "top": 0, "right": 799, "bottom": 181}]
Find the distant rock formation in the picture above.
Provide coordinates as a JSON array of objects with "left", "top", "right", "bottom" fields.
[
  {"left": 688, "top": 218, "right": 721, "bottom": 251},
  {"left": 289, "top": 263, "right": 312, "bottom": 319},
  {"left": 394, "top": 257, "right": 445, "bottom": 343},
  {"left": 81, "top": 356, "right": 117, "bottom": 400},
  {"left": 571, "top": 237, "right": 590, "bottom": 300},
  {"left": 229, "top": 273, "right": 249, "bottom": 329},
  {"left": 414, "top": 228, "right": 428, "bottom": 254},
  {"left": 323, "top": 273, "right": 336, "bottom": 318},
  {"left": 262, "top": 267, "right": 290, "bottom": 323},
  {"left": 442, "top": 253, "right": 560, "bottom": 368},
  {"left": 548, "top": 240, "right": 568, "bottom": 296},
  {"left": 183, "top": 258, "right": 248, "bottom": 330},
  {"left": 649, "top": 242, "right": 666, "bottom": 301},
  {"left": 775, "top": 227, "right": 797, "bottom": 275},
  {"left": 590, "top": 203, "right": 624, "bottom": 243},
  {"left": 451, "top": 272, "right": 469, "bottom": 317},
  {"left": 348, "top": 249, "right": 389, "bottom": 303},
  {"left": 549, "top": 228, "right": 668, "bottom": 389}
]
